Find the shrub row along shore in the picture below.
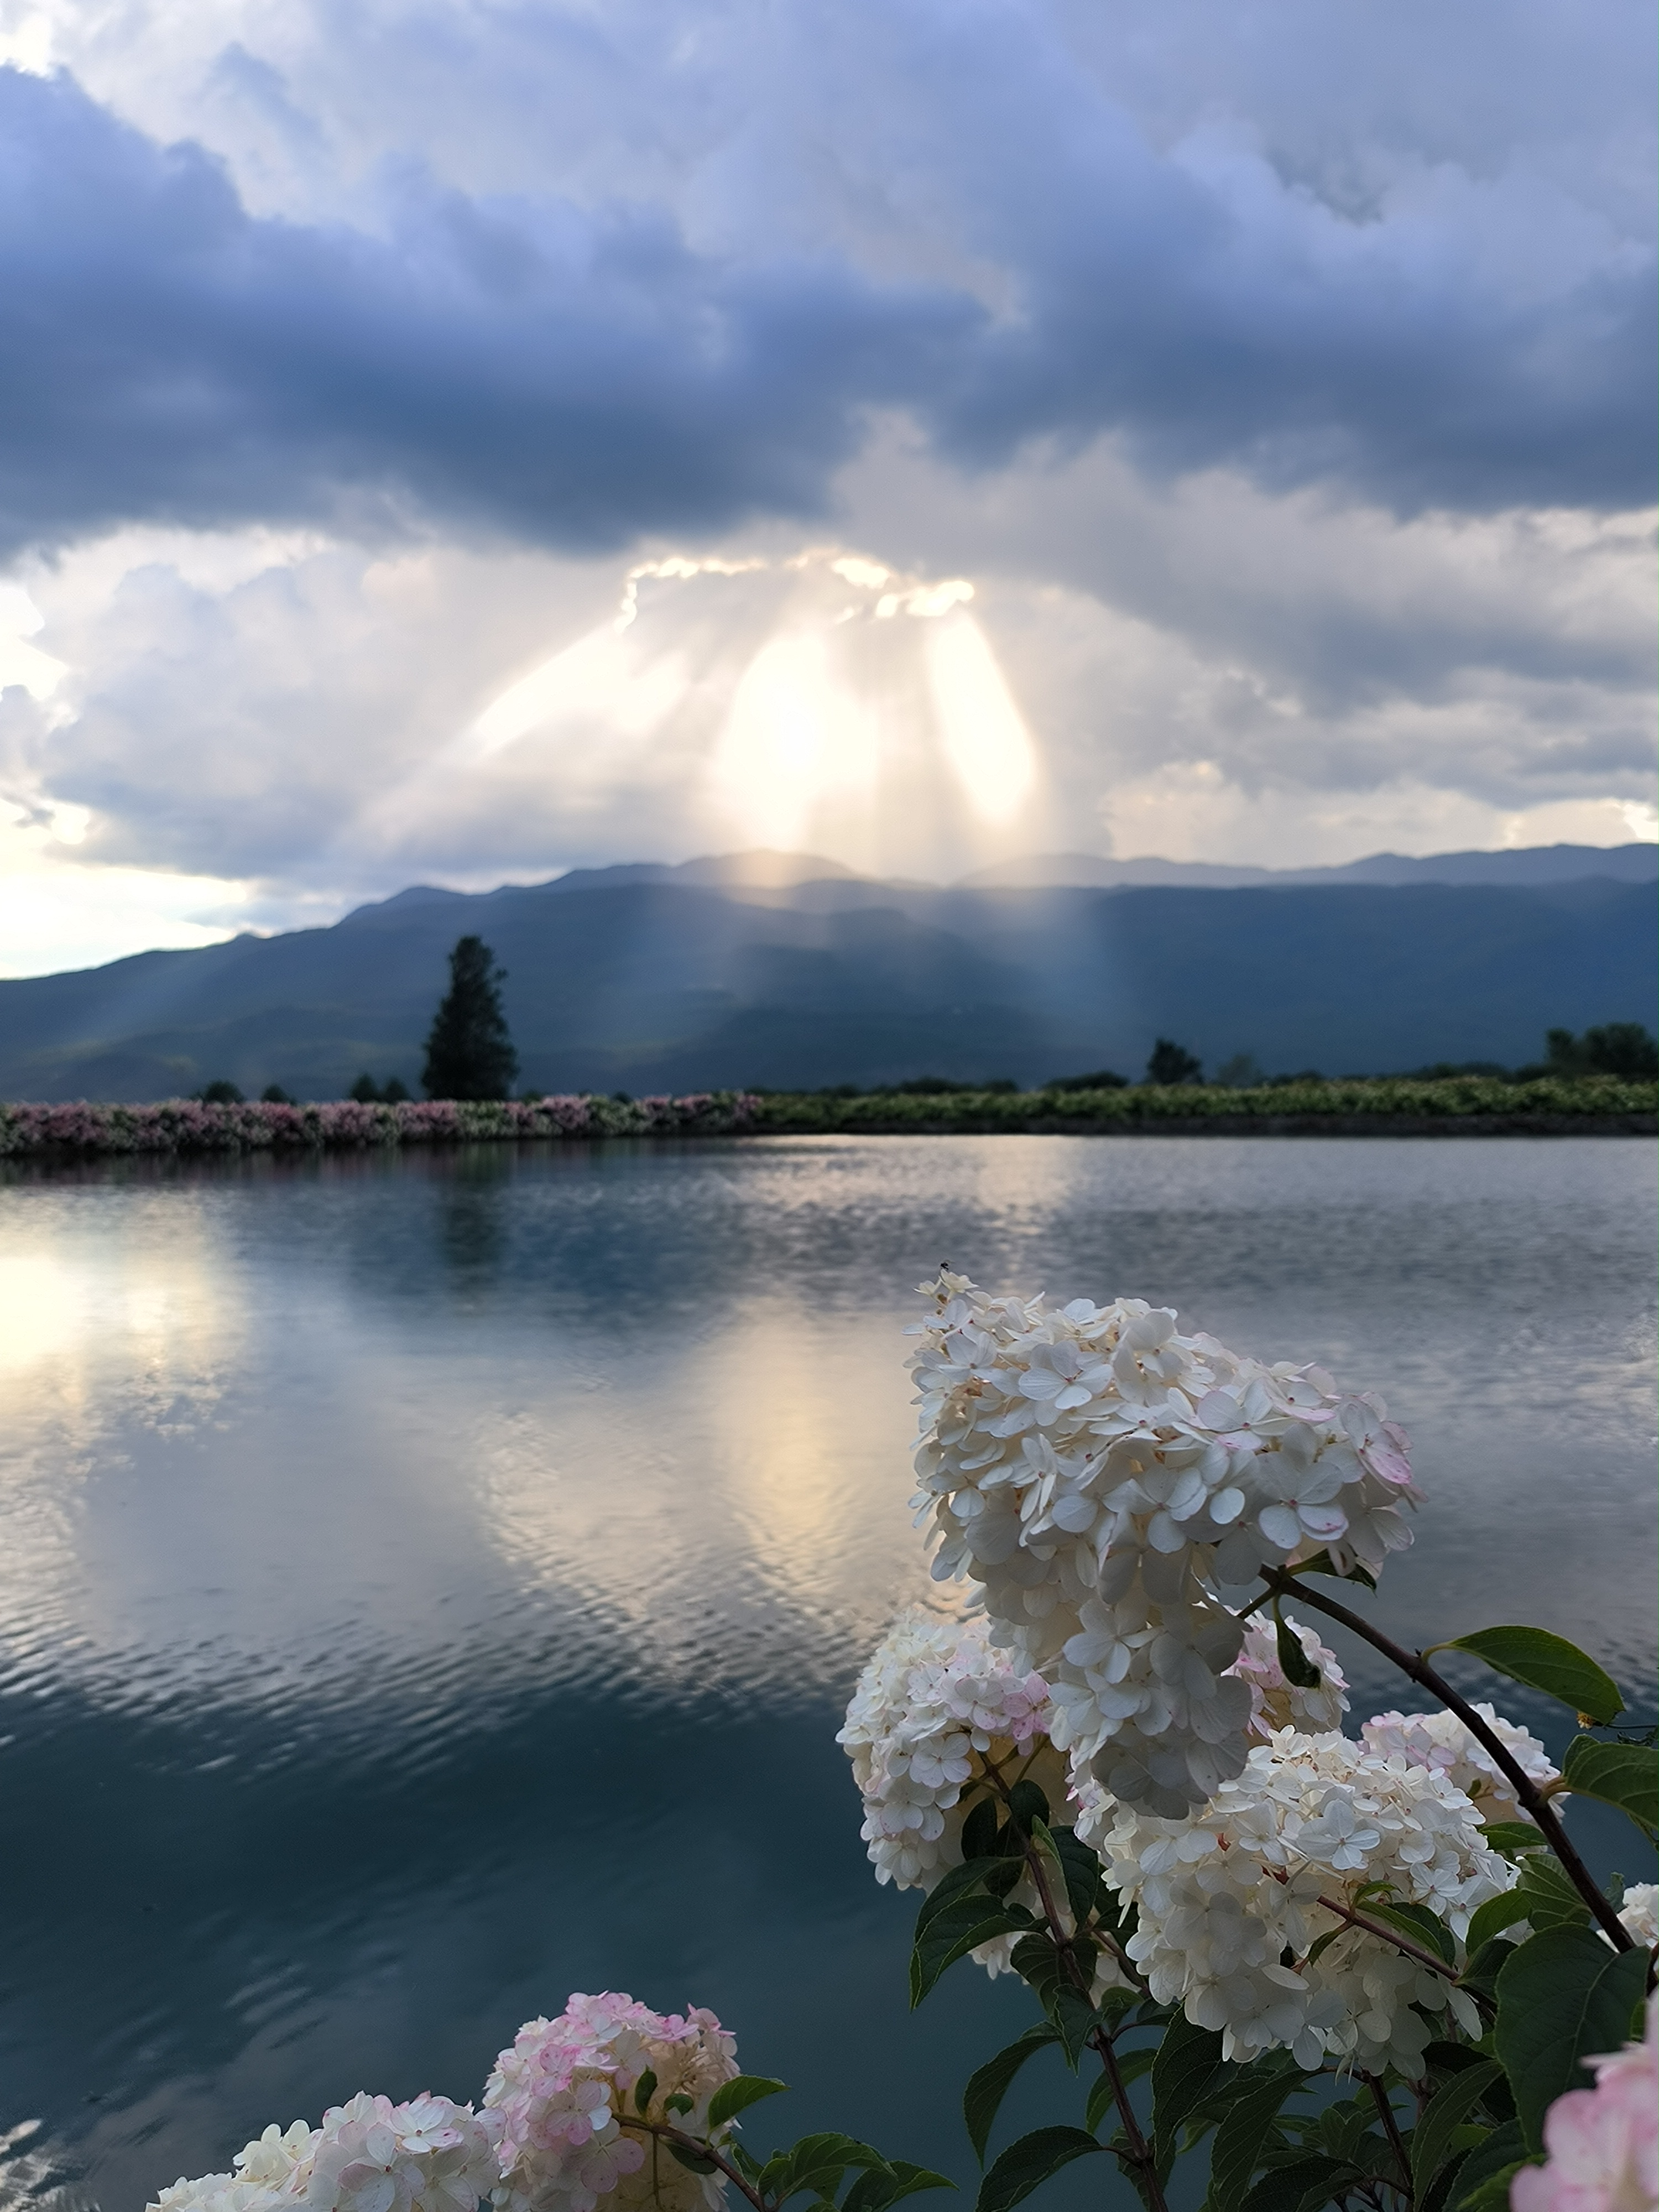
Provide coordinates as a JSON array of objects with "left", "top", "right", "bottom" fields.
[{"left": 0, "top": 1072, "right": 1653, "bottom": 1157}]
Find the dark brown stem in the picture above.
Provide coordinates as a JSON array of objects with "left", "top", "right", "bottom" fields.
[
  {"left": 618, "top": 2117, "right": 769, "bottom": 2212},
  {"left": 979, "top": 1768, "right": 1169, "bottom": 2212},
  {"left": 1260, "top": 1569, "right": 1632, "bottom": 1955},
  {"left": 1258, "top": 1863, "right": 1460, "bottom": 1983},
  {"left": 1365, "top": 2075, "right": 1412, "bottom": 2202}
]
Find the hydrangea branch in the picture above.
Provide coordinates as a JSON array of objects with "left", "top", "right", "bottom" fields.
[
  {"left": 613, "top": 2118, "right": 768, "bottom": 2212},
  {"left": 1363, "top": 2077, "right": 1412, "bottom": 2200},
  {"left": 1254, "top": 1863, "right": 1463, "bottom": 1986},
  {"left": 1258, "top": 1569, "right": 1632, "bottom": 1953}
]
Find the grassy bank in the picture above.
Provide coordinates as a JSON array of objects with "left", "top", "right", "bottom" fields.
[
  {"left": 1, "top": 1073, "right": 1653, "bottom": 1157},
  {"left": 744, "top": 1072, "right": 1657, "bottom": 1134}
]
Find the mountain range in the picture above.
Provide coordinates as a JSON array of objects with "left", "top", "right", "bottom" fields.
[{"left": 1, "top": 842, "right": 1652, "bottom": 1100}]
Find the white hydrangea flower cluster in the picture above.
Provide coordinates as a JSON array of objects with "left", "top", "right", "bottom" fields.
[
  {"left": 1616, "top": 1884, "right": 1658, "bottom": 1949},
  {"left": 1086, "top": 1728, "right": 1515, "bottom": 2075},
  {"left": 1232, "top": 1616, "right": 1349, "bottom": 1739},
  {"left": 485, "top": 1993, "right": 739, "bottom": 2212},
  {"left": 908, "top": 1273, "right": 1416, "bottom": 1813},
  {"left": 1359, "top": 1705, "right": 1557, "bottom": 1827},
  {"left": 837, "top": 1608, "right": 1066, "bottom": 1888},
  {"left": 149, "top": 2098, "right": 500, "bottom": 2212}
]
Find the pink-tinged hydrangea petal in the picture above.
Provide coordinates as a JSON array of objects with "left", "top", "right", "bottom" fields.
[
  {"left": 486, "top": 1994, "right": 738, "bottom": 2212},
  {"left": 1510, "top": 1998, "right": 1658, "bottom": 2212}
]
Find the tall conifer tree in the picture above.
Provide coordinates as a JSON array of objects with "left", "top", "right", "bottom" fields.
[{"left": 422, "top": 936, "right": 519, "bottom": 1100}]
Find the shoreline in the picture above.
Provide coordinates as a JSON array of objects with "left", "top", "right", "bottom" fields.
[{"left": 1, "top": 1077, "right": 1653, "bottom": 1159}]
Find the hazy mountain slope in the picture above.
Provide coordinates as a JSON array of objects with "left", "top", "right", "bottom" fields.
[
  {"left": 958, "top": 842, "right": 1659, "bottom": 891},
  {"left": 0, "top": 869, "right": 1651, "bottom": 1099}
]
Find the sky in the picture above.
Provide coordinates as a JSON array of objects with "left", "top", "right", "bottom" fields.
[{"left": 0, "top": 0, "right": 1653, "bottom": 975}]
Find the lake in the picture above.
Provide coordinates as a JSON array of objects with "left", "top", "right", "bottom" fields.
[{"left": 1, "top": 1135, "right": 1653, "bottom": 2211}]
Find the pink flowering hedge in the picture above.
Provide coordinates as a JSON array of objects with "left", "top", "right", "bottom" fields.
[{"left": 0, "top": 1092, "right": 760, "bottom": 1157}]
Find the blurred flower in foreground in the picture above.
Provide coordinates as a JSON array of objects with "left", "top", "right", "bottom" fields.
[{"left": 1511, "top": 1996, "right": 1657, "bottom": 2212}]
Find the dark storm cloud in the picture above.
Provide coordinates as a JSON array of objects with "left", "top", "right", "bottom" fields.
[
  {"left": 0, "top": 44, "right": 1652, "bottom": 562},
  {"left": 0, "top": 69, "right": 974, "bottom": 555}
]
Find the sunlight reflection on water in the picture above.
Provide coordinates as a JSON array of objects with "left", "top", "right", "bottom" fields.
[{"left": 0, "top": 1136, "right": 1652, "bottom": 2210}]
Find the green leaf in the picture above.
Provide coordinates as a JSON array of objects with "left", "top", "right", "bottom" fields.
[
  {"left": 1480, "top": 1823, "right": 1547, "bottom": 1858},
  {"left": 916, "top": 1859, "right": 998, "bottom": 1937},
  {"left": 1006, "top": 1780, "right": 1052, "bottom": 1832},
  {"left": 664, "top": 2094, "right": 696, "bottom": 2117},
  {"left": 842, "top": 2161, "right": 955, "bottom": 2212},
  {"left": 1449, "top": 2122, "right": 1525, "bottom": 2211},
  {"left": 1208, "top": 2072, "right": 1307, "bottom": 2212},
  {"left": 1561, "top": 1735, "right": 1659, "bottom": 1839},
  {"left": 1443, "top": 1629, "right": 1624, "bottom": 1725},
  {"left": 707, "top": 2077, "right": 789, "bottom": 2129},
  {"left": 1457, "top": 2161, "right": 1530, "bottom": 2212},
  {"left": 1045, "top": 1824, "right": 1112, "bottom": 1929},
  {"left": 1151, "top": 2016, "right": 1228, "bottom": 2158},
  {"left": 1048, "top": 1987, "right": 1099, "bottom": 2070},
  {"left": 962, "top": 1797, "right": 1003, "bottom": 1859},
  {"left": 667, "top": 2143, "right": 719, "bottom": 2174},
  {"left": 1411, "top": 2063, "right": 1501, "bottom": 2193},
  {"left": 1084, "top": 2046, "right": 1156, "bottom": 2137},
  {"left": 973, "top": 2128, "right": 1104, "bottom": 2212},
  {"left": 1515, "top": 1852, "right": 1591, "bottom": 1932},
  {"left": 634, "top": 2069, "right": 659, "bottom": 2115},
  {"left": 911, "top": 1896, "right": 1027, "bottom": 2006},
  {"left": 963, "top": 2027, "right": 1061, "bottom": 2165},
  {"left": 1495, "top": 1927, "right": 1651, "bottom": 2152},
  {"left": 1464, "top": 1890, "right": 1534, "bottom": 1955},
  {"left": 1274, "top": 1613, "right": 1321, "bottom": 1691},
  {"left": 1286, "top": 1548, "right": 1376, "bottom": 1592},
  {"left": 1366, "top": 1897, "right": 1457, "bottom": 1966},
  {"left": 1239, "top": 2155, "right": 1352, "bottom": 2212}
]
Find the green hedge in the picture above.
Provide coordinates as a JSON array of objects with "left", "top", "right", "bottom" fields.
[{"left": 743, "top": 1073, "right": 1657, "bottom": 1133}]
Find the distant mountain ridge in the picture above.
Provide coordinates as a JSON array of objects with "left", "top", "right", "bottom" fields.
[{"left": 0, "top": 842, "right": 1652, "bottom": 1102}]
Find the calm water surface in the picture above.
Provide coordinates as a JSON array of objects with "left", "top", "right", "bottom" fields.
[{"left": 1, "top": 1136, "right": 1653, "bottom": 2210}]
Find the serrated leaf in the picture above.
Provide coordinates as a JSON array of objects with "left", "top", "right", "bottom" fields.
[
  {"left": 1048, "top": 1987, "right": 1099, "bottom": 2070},
  {"left": 1411, "top": 2063, "right": 1501, "bottom": 2193},
  {"left": 1274, "top": 1613, "right": 1321, "bottom": 1690},
  {"left": 964, "top": 2026, "right": 1061, "bottom": 2164},
  {"left": 707, "top": 2077, "right": 788, "bottom": 2129},
  {"left": 1516, "top": 1853, "right": 1591, "bottom": 1932},
  {"left": 916, "top": 1859, "right": 997, "bottom": 1938},
  {"left": 1048, "top": 1825, "right": 1112, "bottom": 1929},
  {"left": 1480, "top": 1823, "right": 1546, "bottom": 1858},
  {"left": 1444, "top": 1629, "right": 1624, "bottom": 1725},
  {"left": 1240, "top": 2154, "right": 1352, "bottom": 2212},
  {"left": 974, "top": 2128, "right": 1103, "bottom": 2212},
  {"left": 1464, "top": 1890, "right": 1533, "bottom": 1954},
  {"left": 1495, "top": 1928, "right": 1651, "bottom": 2152},
  {"left": 1208, "top": 2072, "right": 1307, "bottom": 2212},
  {"left": 1286, "top": 1548, "right": 1376, "bottom": 1591},
  {"left": 911, "top": 1897, "right": 1027, "bottom": 2006},
  {"left": 842, "top": 2160, "right": 955, "bottom": 2212},
  {"left": 1449, "top": 2122, "right": 1525, "bottom": 2211},
  {"left": 1561, "top": 1735, "right": 1659, "bottom": 1839},
  {"left": 1084, "top": 2047, "right": 1156, "bottom": 2138},
  {"left": 1151, "top": 2016, "right": 1227, "bottom": 2158},
  {"left": 1366, "top": 1897, "right": 1457, "bottom": 1965}
]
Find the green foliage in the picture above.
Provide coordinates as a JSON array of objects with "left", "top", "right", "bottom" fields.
[
  {"left": 1560, "top": 1733, "right": 1658, "bottom": 1837},
  {"left": 196, "top": 1077, "right": 244, "bottom": 1103},
  {"left": 973, "top": 2128, "right": 1102, "bottom": 2212},
  {"left": 421, "top": 935, "right": 519, "bottom": 1101},
  {"left": 1544, "top": 1022, "right": 1658, "bottom": 1079},
  {"left": 707, "top": 2078, "right": 790, "bottom": 2128},
  {"left": 963, "top": 2028, "right": 1061, "bottom": 2164},
  {"left": 1438, "top": 1625, "right": 1624, "bottom": 1723},
  {"left": 259, "top": 1083, "right": 294, "bottom": 1103},
  {"left": 1494, "top": 1927, "right": 1651, "bottom": 2152}
]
